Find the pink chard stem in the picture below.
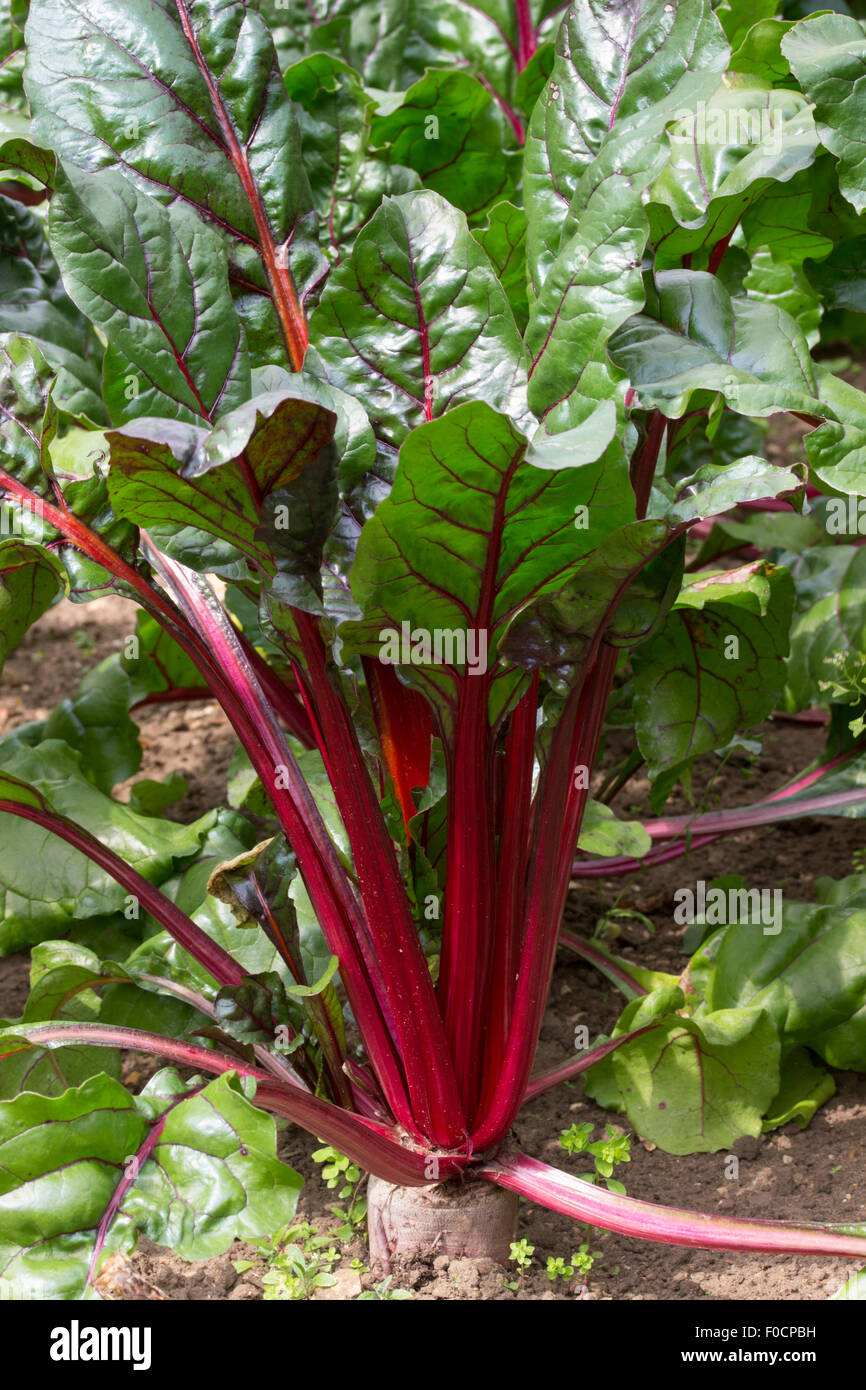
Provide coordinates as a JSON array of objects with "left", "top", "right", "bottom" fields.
[
  {"left": 523, "top": 1023, "right": 659, "bottom": 1102},
  {"left": 0, "top": 1022, "right": 465, "bottom": 1189},
  {"left": 291, "top": 608, "right": 466, "bottom": 1148},
  {"left": 480, "top": 1152, "right": 866, "bottom": 1259}
]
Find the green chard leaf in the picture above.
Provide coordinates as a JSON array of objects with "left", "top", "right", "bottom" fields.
[
  {"left": 649, "top": 85, "right": 818, "bottom": 267},
  {"left": 523, "top": 0, "right": 729, "bottom": 290},
  {"left": 0, "top": 336, "right": 143, "bottom": 603},
  {"left": 608, "top": 270, "right": 821, "bottom": 419},
  {"left": 107, "top": 388, "right": 337, "bottom": 574},
  {"left": 369, "top": 69, "right": 522, "bottom": 222},
  {"left": 0, "top": 190, "right": 104, "bottom": 419},
  {"left": 342, "top": 400, "right": 637, "bottom": 730},
  {"left": 0, "top": 538, "right": 66, "bottom": 675},
  {"left": 708, "top": 885, "right": 866, "bottom": 1061},
  {"left": 283, "top": 52, "right": 419, "bottom": 265},
  {"left": 783, "top": 13, "right": 866, "bottom": 214},
  {"left": 500, "top": 517, "right": 685, "bottom": 694},
  {"left": 805, "top": 371, "right": 866, "bottom": 496},
  {"left": 472, "top": 201, "right": 529, "bottom": 334},
  {"left": 25, "top": 0, "right": 323, "bottom": 362},
  {"left": 632, "top": 560, "right": 795, "bottom": 777},
  {"left": 786, "top": 546, "right": 866, "bottom": 712},
  {"left": 309, "top": 190, "right": 526, "bottom": 450},
  {"left": 0, "top": 1069, "right": 302, "bottom": 1298},
  {"left": 585, "top": 983, "right": 781, "bottom": 1154},
  {"left": 762, "top": 1048, "right": 836, "bottom": 1133},
  {"left": 49, "top": 165, "right": 250, "bottom": 427},
  {"left": 0, "top": 741, "right": 226, "bottom": 951}
]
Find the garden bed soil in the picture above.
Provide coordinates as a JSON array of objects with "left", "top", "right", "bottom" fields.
[{"left": 1, "top": 592, "right": 864, "bottom": 1302}]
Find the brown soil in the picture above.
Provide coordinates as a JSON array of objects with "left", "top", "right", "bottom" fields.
[{"left": 1, "top": 595, "right": 865, "bottom": 1302}]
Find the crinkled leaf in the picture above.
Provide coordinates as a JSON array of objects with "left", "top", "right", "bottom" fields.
[
  {"left": 120, "top": 1070, "right": 303, "bottom": 1262},
  {"left": 472, "top": 201, "right": 528, "bottom": 333},
  {"left": 25, "top": 0, "right": 322, "bottom": 358},
  {"left": 283, "top": 52, "right": 419, "bottom": 264},
  {"left": 309, "top": 190, "right": 526, "bottom": 450},
  {"left": 22, "top": 939, "right": 198, "bottom": 1041},
  {"left": 34, "top": 657, "right": 143, "bottom": 794},
  {"left": 0, "top": 191, "right": 104, "bottom": 419},
  {"left": 342, "top": 400, "right": 636, "bottom": 728},
  {"left": 805, "top": 371, "right": 866, "bottom": 496},
  {"left": 783, "top": 13, "right": 866, "bottom": 214},
  {"left": 0, "top": 337, "right": 143, "bottom": 602},
  {"left": 50, "top": 165, "right": 250, "bottom": 427},
  {"left": 0, "top": 1072, "right": 147, "bottom": 1298},
  {"left": 649, "top": 85, "right": 817, "bottom": 267},
  {"left": 740, "top": 160, "right": 838, "bottom": 268},
  {"left": 526, "top": 141, "right": 666, "bottom": 437},
  {"left": 651, "top": 454, "right": 806, "bottom": 524},
  {"left": 743, "top": 246, "right": 822, "bottom": 348},
  {"left": 523, "top": 0, "right": 729, "bottom": 289}
]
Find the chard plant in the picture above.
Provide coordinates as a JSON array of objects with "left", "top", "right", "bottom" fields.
[{"left": 2, "top": 0, "right": 866, "bottom": 1296}]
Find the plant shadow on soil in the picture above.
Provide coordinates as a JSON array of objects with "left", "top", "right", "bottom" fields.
[{"left": 1, "top": 580, "right": 864, "bottom": 1301}]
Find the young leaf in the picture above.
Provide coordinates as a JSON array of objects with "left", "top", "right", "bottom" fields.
[
  {"left": 576, "top": 800, "right": 651, "bottom": 861},
  {"left": 763, "top": 1048, "right": 836, "bottom": 1132},
  {"left": 786, "top": 546, "right": 866, "bottom": 712},
  {"left": 369, "top": 70, "right": 521, "bottom": 220}
]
